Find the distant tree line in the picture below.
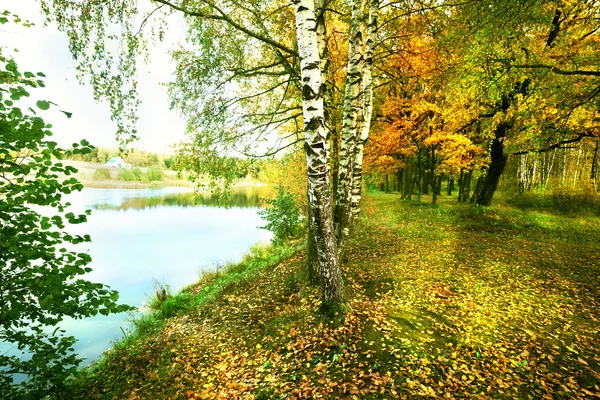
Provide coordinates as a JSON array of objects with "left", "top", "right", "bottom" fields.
[{"left": 67, "top": 146, "right": 176, "bottom": 169}]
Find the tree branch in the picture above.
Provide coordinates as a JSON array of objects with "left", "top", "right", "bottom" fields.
[
  {"left": 513, "top": 133, "right": 599, "bottom": 155},
  {"left": 512, "top": 64, "right": 600, "bottom": 77},
  {"left": 153, "top": 0, "right": 298, "bottom": 56}
]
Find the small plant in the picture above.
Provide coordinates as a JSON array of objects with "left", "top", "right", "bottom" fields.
[
  {"left": 93, "top": 167, "right": 111, "bottom": 180},
  {"left": 146, "top": 166, "right": 163, "bottom": 182},
  {"left": 258, "top": 186, "right": 304, "bottom": 244},
  {"left": 150, "top": 282, "right": 171, "bottom": 318},
  {"left": 118, "top": 168, "right": 135, "bottom": 181},
  {"left": 132, "top": 167, "right": 143, "bottom": 181}
]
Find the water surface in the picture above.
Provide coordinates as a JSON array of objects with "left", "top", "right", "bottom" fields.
[{"left": 58, "top": 186, "right": 271, "bottom": 363}]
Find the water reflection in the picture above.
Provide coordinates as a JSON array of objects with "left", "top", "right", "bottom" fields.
[{"left": 89, "top": 185, "right": 267, "bottom": 211}]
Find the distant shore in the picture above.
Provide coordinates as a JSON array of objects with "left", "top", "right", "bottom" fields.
[
  {"left": 81, "top": 180, "right": 196, "bottom": 189},
  {"left": 64, "top": 160, "right": 263, "bottom": 190}
]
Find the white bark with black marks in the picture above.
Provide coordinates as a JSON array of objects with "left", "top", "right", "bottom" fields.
[
  {"left": 351, "top": 0, "right": 379, "bottom": 220},
  {"left": 293, "top": 0, "right": 345, "bottom": 310},
  {"left": 335, "top": 0, "right": 366, "bottom": 252}
]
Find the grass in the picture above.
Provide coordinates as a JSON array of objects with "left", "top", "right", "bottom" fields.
[{"left": 65, "top": 193, "right": 600, "bottom": 399}]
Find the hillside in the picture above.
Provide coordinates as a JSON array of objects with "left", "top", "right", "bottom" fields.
[{"left": 68, "top": 193, "right": 600, "bottom": 399}]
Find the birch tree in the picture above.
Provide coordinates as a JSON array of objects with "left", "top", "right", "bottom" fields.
[
  {"left": 293, "top": 0, "right": 346, "bottom": 310},
  {"left": 334, "top": 0, "right": 366, "bottom": 254},
  {"left": 333, "top": 0, "right": 380, "bottom": 254},
  {"left": 350, "top": 0, "right": 378, "bottom": 219}
]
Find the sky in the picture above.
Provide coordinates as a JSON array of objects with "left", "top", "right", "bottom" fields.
[{"left": 2, "top": 1, "right": 189, "bottom": 154}]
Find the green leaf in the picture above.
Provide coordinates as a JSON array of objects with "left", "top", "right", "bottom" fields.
[{"left": 36, "top": 100, "right": 50, "bottom": 110}]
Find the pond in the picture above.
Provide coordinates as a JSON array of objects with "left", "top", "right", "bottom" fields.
[{"left": 56, "top": 186, "right": 272, "bottom": 364}]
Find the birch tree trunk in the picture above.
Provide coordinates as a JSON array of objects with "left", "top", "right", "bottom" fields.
[
  {"left": 334, "top": 0, "right": 366, "bottom": 254},
  {"left": 351, "top": 0, "right": 379, "bottom": 221},
  {"left": 306, "top": 0, "right": 329, "bottom": 284},
  {"left": 546, "top": 148, "right": 557, "bottom": 187},
  {"left": 307, "top": 184, "right": 319, "bottom": 285},
  {"left": 293, "top": 0, "right": 345, "bottom": 311}
]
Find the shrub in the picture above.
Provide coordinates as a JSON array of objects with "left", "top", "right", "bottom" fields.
[
  {"left": 132, "top": 167, "right": 143, "bottom": 181},
  {"left": 146, "top": 166, "right": 163, "bottom": 182},
  {"left": 164, "top": 156, "right": 176, "bottom": 169},
  {"left": 258, "top": 186, "right": 304, "bottom": 244},
  {"left": 550, "top": 183, "right": 600, "bottom": 212},
  {"left": 118, "top": 168, "right": 135, "bottom": 182},
  {"left": 93, "top": 167, "right": 111, "bottom": 180}
]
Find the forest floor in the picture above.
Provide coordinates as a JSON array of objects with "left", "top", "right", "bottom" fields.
[{"left": 70, "top": 192, "right": 600, "bottom": 399}]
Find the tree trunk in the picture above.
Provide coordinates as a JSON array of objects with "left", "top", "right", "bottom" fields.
[
  {"left": 573, "top": 148, "right": 582, "bottom": 186},
  {"left": 416, "top": 147, "right": 423, "bottom": 199},
  {"left": 531, "top": 155, "right": 538, "bottom": 189},
  {"left": 519, "top": 154, "right": 526, "bottom": 194},
  {"left": 475, "top": 123, "right": 509, "bottom": 205},
  {"left": 447, "top": 176, "right": 454, "bottom": 196},
  {"left": 294, "top": 0, "right": 345, "bottom": 311},
  {"left": 545, "top": 148, "right": 557, "bottom": 188},
  {"left": 430, "top": 145, "right": 437, "bottom": 204},
  {"left": 429, "top": 143, "right": 437, "bottom": 196},
  {"left": 307, "top": 186, "right": 319, "bottom": 285},
  {"left": 464, "top": 170, "right": 473, "bottom": 202},
  {"left": 591, "top": 139, "right": 599, "bottom": 184},
  {"left": 432, "top": 175, "right": 438, "bottom": 205},
  {"left": 402, "top": 157, "right": 413, "bottom": 199},
  {"left": 457, "top": 169, "right": 464, "bottom": 200},
  {"left": 562, "top": 148, "right": 567, "bottom": 185},
  {"left": 334, "top": 0, "right": 365, "bottom": 255},
  {"left": 459, "top": 170, "right": 472, "bottom": 202},
  {"left": 331, "top": 127, "right": 340, "bottom": 206},
  {"left": 350, "top": 0, "right": 378, "bottom": 221},
  {"left": 471, "top": 174, "right": 485, "bottom": 204}
]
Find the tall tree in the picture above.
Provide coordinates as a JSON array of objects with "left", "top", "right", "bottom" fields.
[
  {"left": 334, "top": 0, "right": 365, "bottom": 254},
  {"left": 293, "top": 0, "right": 346, "bottom": 310},
  {"left": 334, "top": 0, "right": 380, "bottom": 253}
]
